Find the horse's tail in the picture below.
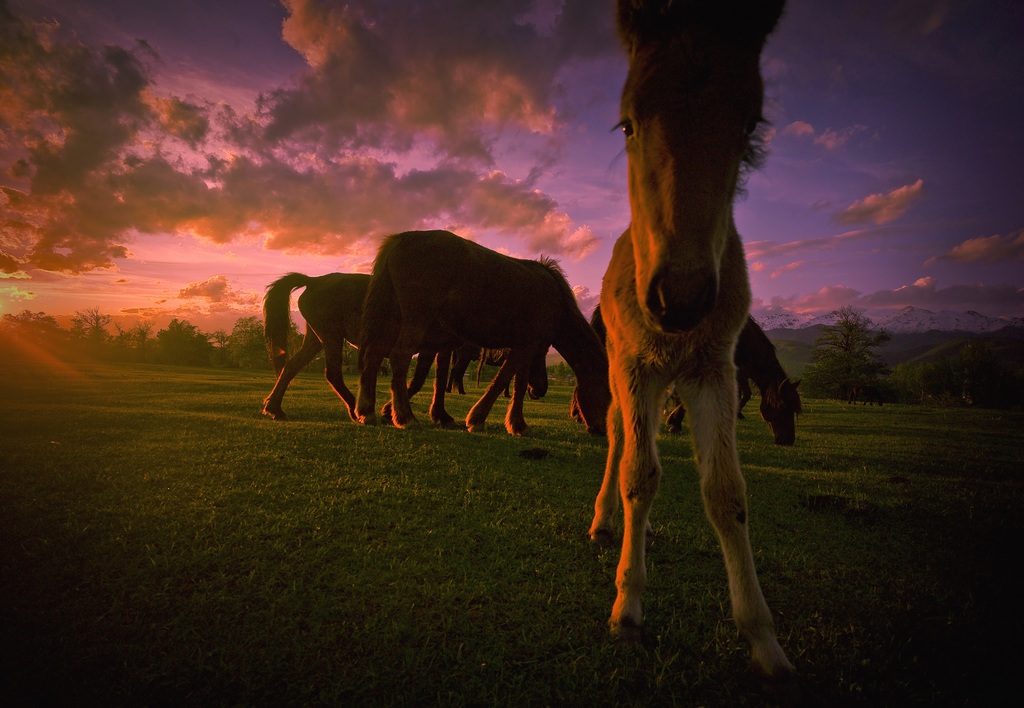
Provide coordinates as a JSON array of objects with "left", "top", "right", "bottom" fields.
[
  {"left": 264, "top": 272, "right": 312, "bottom": 374},
  {"left": 358, "top": 237, "right": 400, "bottom": 371}
]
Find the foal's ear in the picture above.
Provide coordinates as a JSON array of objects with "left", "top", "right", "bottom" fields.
[{"left": 616, "top": 0, "right": 787, "bottom": 54}]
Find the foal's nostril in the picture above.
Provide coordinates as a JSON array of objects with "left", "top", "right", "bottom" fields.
[
  {"left": 646, "top": 274, "right": 670, "bottom": 320},
  {"left": 646, "top": 270, "right": 717, "bottom": 332}
]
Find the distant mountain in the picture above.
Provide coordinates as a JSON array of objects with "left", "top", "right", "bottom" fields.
[
  {"left": 751, "top": 311, "right": 811, "bottom": 330},
  {"left": 874, "top": 306, "right": 1024, "bottom": 334},
  {"left": 753, "top": 306, "right": 1024, "bottom": 335}
]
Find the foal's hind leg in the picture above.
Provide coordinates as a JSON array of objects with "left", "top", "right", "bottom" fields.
[
  {"left": 680, "top": 371, "right": 794, "bottom": 680},
  {"left": 589, "top": 397, "right": 624, "bottom": 546}
]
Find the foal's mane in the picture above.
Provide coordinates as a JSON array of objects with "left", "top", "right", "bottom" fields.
[{"left": 616, "top": 0, "right": 786, "bottom": 51}]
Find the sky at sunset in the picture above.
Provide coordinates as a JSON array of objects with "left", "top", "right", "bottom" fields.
[{"left": 2, "top": 0, "right": 1023, "bottom": 333}]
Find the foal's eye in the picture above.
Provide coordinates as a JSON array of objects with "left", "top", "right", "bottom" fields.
[{"left": 616, "top": 119, "right": 635, "bottom": 139}]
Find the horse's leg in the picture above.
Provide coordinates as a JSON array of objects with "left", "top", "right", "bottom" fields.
[
  {"left": 681, "top": 370, "right": 794, "bottom": 680},
  {"left": 605, "top": 365, "right": 664, "bottom": 641},
  {"left": 737, "top": 376, "right": 752, "bottom": 420},
  {"left": 322, "top": 334, "right": 357, "bottom": 421},
  {"left": 430, "top": 348, "right": 457, "bottom": 427},
  {"left": 386, "top": 328, "right": 425, "bottom": 428},
  {"left": 503, "top": 349, "right": 534, "bottom": 436},
  {"left": 588, "top": 390, "right": 624, "bottom": 546},
  {"left": 665, "top": 402, "right": 685, "bottom": 434},
  {"left": 466, "top": 359, "right": 516, "bottom": 433},
  {"left": 355, "top": 345, "right": 387, "bottom": 425},
  {"left": 262, "top": 334, "right": 322, "bottom": 420}
]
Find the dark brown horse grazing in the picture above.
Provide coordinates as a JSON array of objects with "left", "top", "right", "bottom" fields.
[
  {"left": 445, "top": 345, "right": 546, "bottom": 400},
  {"left": 355, "top": 230, "right": 609, "bottom": 435},
  {"left": 261, "top": 272, "right": 457, "bottom": 424},
  {"left": 262, "top": 272, "right": 368, "bottom": 421},
  {"left": 589, "top": 0, "right": 794, "bottom": 686},
  {"left": 665, "top": 316, "right": 802, "bottom": 444},
  {"left": 848, "top": 384, "right": 883, "bottom": 406}
]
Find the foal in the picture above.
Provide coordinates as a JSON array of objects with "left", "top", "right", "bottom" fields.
[{"left": 589, "top": 0, "right": 794, "bottom": 682}]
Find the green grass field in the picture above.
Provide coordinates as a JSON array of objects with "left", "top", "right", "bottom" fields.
[{"left": 2, "top": 362, "right": 1022, "bottom": 706}]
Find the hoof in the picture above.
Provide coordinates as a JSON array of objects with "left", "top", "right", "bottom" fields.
[
  {"left": 589, "top": 527, "right": 615, "bottom": 548},
  {"left": 432, "top": 414, "right": 457, "bottom": 428},
  {"left": 357, "top": 414, "right": 377, "bottom": 426},
  {"left": 262, "top": 408, "right": 286, "bottom": 421},
  {"left": 756, "top": 667, "right": 800, "bottom": 707},
  {"left": 609, "top": 616, "right": 643, "bottom": 644},
  {"left": 466, "top": 419, "right": 485, "bottom": 433}
]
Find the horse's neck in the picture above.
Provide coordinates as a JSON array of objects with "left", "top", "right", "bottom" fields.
[
  {"left": 746, "top": 349, "right": 787, "bottom": 393},
  {"left": 554, "top": 313, "right": 606, "bottom": 380}
]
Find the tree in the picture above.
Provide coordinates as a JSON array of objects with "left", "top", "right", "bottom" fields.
[
  {"left": 1, "top": 310, "right": 66, "bottom": 342},
  {"left": 803, "top": 306, "right": 890, "bottom": 399},
  {"left": 226, "top": 316, "right": 271, "bottom": 369},
  {"left": 70, "top": 308, "right": 112, "bottom": 342},
  {"left": 70, "top": 307, "right": 113, "bottom": 357},
  {"left": 156, "top": 319, "right": 214, "bottom": 366},
  {"left": 113, "top": 321, "right": 155, "bottom": 362},
  {"left": 1, "top": 310, "right": 69, "bottom": 361}
]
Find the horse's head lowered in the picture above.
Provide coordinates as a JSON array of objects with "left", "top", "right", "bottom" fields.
[
  {"left": 616, "top": 0, "right": 784, "bottom": 332},
  {"left": 759, "top": 377, "right": 801, "bottom": 446}
]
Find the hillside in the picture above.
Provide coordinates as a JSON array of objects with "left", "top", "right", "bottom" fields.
[{"left": 764, "top": 326, "right": 1024, "bottom": 374}]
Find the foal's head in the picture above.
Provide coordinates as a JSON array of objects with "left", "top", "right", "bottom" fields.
[{"left": 616, "top": 0, "right": 784, "bottom": 332}]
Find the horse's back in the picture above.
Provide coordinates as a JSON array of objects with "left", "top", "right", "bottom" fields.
[
  {"left": 380, "top": 230, "right": 562, "bottom": 347},
  {"left": 298, "top": 273, "right": 370, "bottom": 340}
]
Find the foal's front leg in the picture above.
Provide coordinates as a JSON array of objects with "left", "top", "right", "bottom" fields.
[
  {"left": 606, "top": 365, "right": 665, "bottom": 640},
  {"left": 681, "top": 371, "right": 794, "bottom": 680}
]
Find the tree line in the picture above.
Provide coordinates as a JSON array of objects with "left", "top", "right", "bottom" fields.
[
  {"left": 5, "top": 305, "right": 1020, "bottom": 408},
  {"left": 1, "top": 308, "right": 305, "bottom": 370},
  {"left": 802, "top": 306, "right": 1023, "bottom": 409}
]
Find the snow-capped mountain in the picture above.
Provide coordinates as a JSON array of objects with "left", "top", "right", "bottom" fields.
[
  {"left": 874, "top": 306, "right": 1023, "bottom": 333},
  {"left": 752, "top": 306, "right": 1024, "bottom": 334},
  {"left": 750, "top": 311, "right": 811, "bottom": 330}
]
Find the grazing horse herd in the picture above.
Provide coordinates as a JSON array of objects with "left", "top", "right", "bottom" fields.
[{"left": 259, "top": 0, "right": 804, "bottom": 692}]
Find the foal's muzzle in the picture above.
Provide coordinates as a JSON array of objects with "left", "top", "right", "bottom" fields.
[{"left": 645, "top": 267, "right": 718, "bottom": 332}]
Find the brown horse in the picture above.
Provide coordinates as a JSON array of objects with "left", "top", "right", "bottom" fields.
[
  {"left": 354, "top": 229, "right": 609, "bottom": 435},
  {"left": 445, "top": 345, "right": 546, "bottom": 400},
  {"left": 261, "top": 272, "right": 457, "bottom": 424},
  {"left": 261, "top": 272, "right": 368, "bottom": 421},
  {"left": 665, "top": 316, "right": 802, "bottom": 444},
  {"left": 589, "top": 0, "right": 794, "bottom": 685},
  {"left": 848, "top": 384, "right": 883, "bottom": 406}
]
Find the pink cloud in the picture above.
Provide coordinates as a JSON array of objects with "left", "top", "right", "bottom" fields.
[
  {"left": 179, "top": 275, "right": 231, "bottom": 302},
  {"left": 813, "top": 124, "right": 868, "bottom": 150},
  {"left": 771, "top": 261, "right": 805, "bottom": 279},
  {"left": 0, "top": 3, "right": 602, "bottom": 276},
  {"left": 782, "top": 121, "right": 814, "bottom": 138},
  {"left": 833, "top": 179, "right": 925, "bottom": 226},
  {"left": 926, "top": 229, "right": 1024, "bottom": 265},
  {"left": 790, "top": 285, "right": 864, "bottom": 313}
]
